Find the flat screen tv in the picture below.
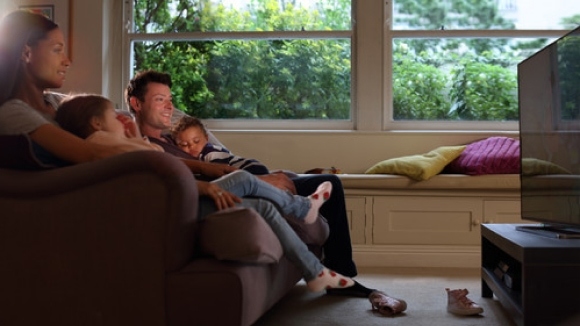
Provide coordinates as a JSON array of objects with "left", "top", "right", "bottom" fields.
[{"left": 517, "top": 25, "right": 580, "bottom": 239}]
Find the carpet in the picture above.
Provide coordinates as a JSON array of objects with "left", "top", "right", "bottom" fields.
[{"left": 253, "top": 267, "right": 516, "bottom": 326}]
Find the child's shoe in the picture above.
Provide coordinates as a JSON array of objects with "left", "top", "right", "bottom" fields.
[{"left": 446, "top": 288, "right": 484, "bottom": 316}]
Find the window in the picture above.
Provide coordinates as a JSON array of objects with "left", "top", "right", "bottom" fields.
[
  {"left": 386, "top": 0, "right": 580, "bottom": 130},
  {"left": 124, "top": 0, "right": 353, "bottom": 130},
  {"left": 124, "top": 0, "right": 580, "bottom": 131}
]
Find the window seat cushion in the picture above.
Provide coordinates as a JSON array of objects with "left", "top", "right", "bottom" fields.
[{"left": 335, "top": 173, "right": 520, "bottom": 190}]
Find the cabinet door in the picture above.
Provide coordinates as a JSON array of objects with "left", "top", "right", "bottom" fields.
[
  {"left": 372, "top": 196, "right": 482, "bottom": 245},
  {"left": 344, "top": 196, "right": 367, "bottom": 244},
  {"left": 483, "top": 200, "right": 522, "bottom": 224}
]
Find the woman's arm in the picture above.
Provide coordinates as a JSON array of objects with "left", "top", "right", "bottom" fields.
[{"left": 29, "top": 123, "right": 131, "bottom": 163}]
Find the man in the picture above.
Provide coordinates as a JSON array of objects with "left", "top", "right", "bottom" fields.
[{"left": 125, "top": 70, "right": 385, "bottom": 298}]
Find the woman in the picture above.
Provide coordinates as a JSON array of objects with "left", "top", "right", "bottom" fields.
[
  {"left": 0, "top": 10, "right": 363, "bottom": 294},
  {"left": 0, "top": 10, "right": 126, "bottom": 162}
]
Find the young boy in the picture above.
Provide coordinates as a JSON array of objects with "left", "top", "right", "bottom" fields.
[{"left": 172, "top": 115, "right": 270, "bottom": 175}]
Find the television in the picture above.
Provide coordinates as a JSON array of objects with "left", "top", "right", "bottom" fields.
[{"left": 517, "top": 25, "right": 580, "bottom": 239}]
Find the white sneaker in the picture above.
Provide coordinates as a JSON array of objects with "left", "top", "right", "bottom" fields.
[{"left": 446, "top": 288, "right": 484, "bottom": 316}]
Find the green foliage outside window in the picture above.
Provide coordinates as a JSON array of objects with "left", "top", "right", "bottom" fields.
[
  {"left": 133, "top": 0, "right": 351, "bottom": 120},
  {"left": 132, "top": 0, "right": 575, "bottom": 122},
  {"left": 558, "top": 34, "right": 580, "bottom": 120}
]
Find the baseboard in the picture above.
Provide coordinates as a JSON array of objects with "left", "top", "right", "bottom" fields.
[{"left": 352, "top": 244, "right": 480, "bottom": 268}]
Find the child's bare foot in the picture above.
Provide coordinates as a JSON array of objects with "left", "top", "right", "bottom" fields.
[
  {"left": 307, "top": 267, "right": 355, "bottom": 292},
  {"left": 304, "top": 181, "right": 332, "bottom": 224}
]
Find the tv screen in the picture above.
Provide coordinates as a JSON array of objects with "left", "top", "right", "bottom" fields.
[{"left": 518, "top": 26, "right": 580, "bottom": 238}]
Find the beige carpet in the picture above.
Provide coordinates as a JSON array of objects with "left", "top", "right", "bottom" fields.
[{"left": 254, "top": 267, "right": 516, "bottom": 326}]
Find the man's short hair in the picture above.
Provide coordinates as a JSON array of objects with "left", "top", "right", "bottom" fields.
[{"left": 125, "top": 70, "right": 172, "bottom": 113}]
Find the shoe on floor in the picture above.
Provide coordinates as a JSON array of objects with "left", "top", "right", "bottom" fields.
[
  {"left": 446, "top": 288, "right": 484, "bottom": 316},
  {"left": 369, "top": 290, "right": 407, "bottom": 317}
]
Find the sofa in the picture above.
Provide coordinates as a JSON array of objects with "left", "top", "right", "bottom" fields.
[{"left": 0, "top": 149, "right": 329, "bottom": 326}]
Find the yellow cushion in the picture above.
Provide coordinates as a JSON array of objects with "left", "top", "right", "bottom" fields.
[
  {"left": 365, "top": 146, "right": 466, "bottom": 181},
  {"left": 522, "top": 158, "right": 571, "bottom": 176}
]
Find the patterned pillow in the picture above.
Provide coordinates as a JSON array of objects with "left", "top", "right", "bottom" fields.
[{"left": 444, "top": 137, "right": 519, "bottom": 175}]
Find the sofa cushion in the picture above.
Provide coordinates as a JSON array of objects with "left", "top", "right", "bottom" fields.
[
  {"left": 365, "top": 146, "right": 466, "bottom": 181},
  {"left": 337, "top": 173, "right": 520, "bottom": 190},
  {"left": 285, "top": 214, "right": 329, "bottom": 247},
  {"left": 198, "top": 207, "right": 283, "bottom": 264}
]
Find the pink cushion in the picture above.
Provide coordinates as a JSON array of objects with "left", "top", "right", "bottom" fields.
[{"left": 444, "top": 137, "right": 520, "bottom": 175}]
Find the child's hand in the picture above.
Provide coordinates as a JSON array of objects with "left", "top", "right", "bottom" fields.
[{"left": 116, "top": 114, "right": 141, "bottom": 138}]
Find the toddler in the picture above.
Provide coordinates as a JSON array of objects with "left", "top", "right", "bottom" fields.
[{"left": 172, "top": 116, "right": 269, "bottom": 175}]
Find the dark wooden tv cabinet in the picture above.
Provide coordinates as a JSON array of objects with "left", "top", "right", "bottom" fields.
[{"left": 481, "top": 224, "right": 580, "bottom": 326}]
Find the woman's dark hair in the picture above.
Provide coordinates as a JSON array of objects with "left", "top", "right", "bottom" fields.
[
  {"left": 55, "top": 94, "right": 112, "bottom": 139},
  {"left": 0, "top": 10, "right": 59, "bottom": 104},
  {"left": 125, "top": 70, "right": 173, "bottom": 114}
]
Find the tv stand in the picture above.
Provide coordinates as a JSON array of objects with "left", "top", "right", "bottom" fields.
[
  {"left": 481, "top": 224, "right": 580, "bottom": 326},
  {"left": 516, "top": 224, "right": 580, "bottom": 239}
]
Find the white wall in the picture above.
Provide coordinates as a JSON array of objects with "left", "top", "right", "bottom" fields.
[
  {"left": 2, "top": 0, "right": 517, "bottom": 173},
  {"left": 212, "top": 130, "right": 514, "bottom": 173}
]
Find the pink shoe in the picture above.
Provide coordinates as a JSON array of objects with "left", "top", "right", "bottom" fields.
[
  {"left": 446, "top": 288, "right": 483, "bottom": 316},
  {"left": 369, "top": 290, "right": 407, "bottom": 316}
]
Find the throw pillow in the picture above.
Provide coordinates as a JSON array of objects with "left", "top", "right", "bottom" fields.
[
  {"left": 444, "top": 136, "right": 519, "bottom": 175},
  {"left": 522, "top": 158, "right": 571, "bottom": 176},
  {"left": 198, "top": 207, "right": 283, "bottom": 264},
  {"left": 364, "top": 145, "right": 466, "bottom": 181}
]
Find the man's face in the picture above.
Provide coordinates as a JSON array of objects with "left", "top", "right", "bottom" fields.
[{"left": 133, "top": 82, "right": 174, "bottom": 131}]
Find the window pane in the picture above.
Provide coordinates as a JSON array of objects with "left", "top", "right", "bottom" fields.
[
  {"left": 392, "top": 38, "right": 554, "bottom": 121},
  {"left": 393, "top": 0, "right": 580, "bottom": 30},
  {"left": 132, "top": 0, "right": 351, "bottom": 33},
  {"left": 132, "top": 39, "right": 351, "bottom": 120}
]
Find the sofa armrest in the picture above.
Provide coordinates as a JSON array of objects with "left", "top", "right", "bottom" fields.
[
  {"left": 198, "top": 207, "right": 284, "bottom": 263},
  {"left": 0, "top": 151, "right": 198, "bottom": 325}
]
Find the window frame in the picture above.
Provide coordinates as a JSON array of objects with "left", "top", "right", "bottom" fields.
[
  {"left": 122, "top": 0, "right": 573, "bottom": 132},
  {"left": 384, "top": 0, "right": 572, "bottom": 132}
]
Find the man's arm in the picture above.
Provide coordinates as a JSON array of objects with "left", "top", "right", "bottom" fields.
[{"left": 180, "top": 158, "right": 237, "bottom": 179}]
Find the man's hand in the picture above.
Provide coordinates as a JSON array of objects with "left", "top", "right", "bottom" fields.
[
  {"left": 196, "top": 180, "right": 242, "bottom": 210},
  {"left": 200, "top": 161, "right": 238, "bottom": 178},
  {"left": 181, "top": 159, "right": 238, "bottom": 178},
  {"left": 257, "top": 172, "right": 297, "bottom": 194}
]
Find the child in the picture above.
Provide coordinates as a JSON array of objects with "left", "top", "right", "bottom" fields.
[
  {"left": 55, "top": 94, "right": 163, "bottom": 152},
  {"left": 55, "top": 94, "right": 332, "bottom": 224},
  {"left": 171, "top": 116, "right": 270, "bottom": 175}
]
